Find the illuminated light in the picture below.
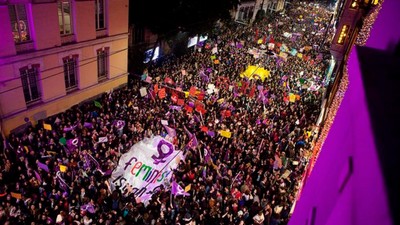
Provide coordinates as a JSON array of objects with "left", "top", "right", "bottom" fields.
[
  {"left": 337, "top": 25, "right": 349, "bottom": 44},
  {"left": 356, "top": 0, "right": 384, "bottom": 46},
  {"left": 350, "top": 0, "right": 358, "bottom": 8},
  {"left": 310, "top": 65, "right": 349, "bottom": 174},
  {"left": 365, "top": 0, "right": 379, "bottom": 5}
]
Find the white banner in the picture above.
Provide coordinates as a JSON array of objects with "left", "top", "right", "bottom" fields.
[
  {"left": 109, "top": 136, "right": 182, "bottom": 202},
  {"left": 140, "top": 87, "right": 147, "bottom": 97}
]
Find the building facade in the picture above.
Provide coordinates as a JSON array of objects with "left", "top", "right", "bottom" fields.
[
  {"left": 289, "top": 0, "right": 395, "bottom": 225},
  {"left": 233, "top": 0, "right": 286, "bottom": 24},
  {"left": 0, "top": 0, "right": 129, "bottom": 135}
]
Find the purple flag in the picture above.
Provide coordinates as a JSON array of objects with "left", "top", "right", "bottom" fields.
[
  {"left": 258, "top": 90, "right": 265, "bottom": 102},
  {"left": 84, "top": 122, "right": 93, "bottom": 128},
  {"left": 187, "top": 135, "right": 198, "bottom": 149},
  {"left": 56, "top": 171, "right": 70, "bottom": 192},
  {"left": 233, "top": 87, "right": 239, "bottom": 98},
  {"left": 63, "top": 125, "right": 76, "bottom": 132},
  {"left": 199, "top": 70, "right": 209, "bottom": 83},
  {"left": 86, "top": 153, "right": 100, "bottom": 169},
  {"left": 204, "top": 148, "right": 212, "bottom": 163},
  {"left": 193, "top": 115, "right": 200, "bottom": 123},
  {"left": 114, "top": 120, "right": 125, "bottom": 131},
  {"left": 188, "top": 102, "right": 195, "bottom": 108},
  {"left": 171, "top": 180, "right": 190, "bottom": 197},
  {"left": 34, "top": 170, "right": 42, "bottom": 183},
  {"left": 169, "top": 105, "right": 182, "bottom": 111},
  {"left": 81, "top": 203, "right": 95, "bottom": 214},
  {"left": 37, "top": 162, "right": 49, "bottom": 172},
  {"left": 207, "top": 131, "right": 215, "bottom": 137},
  {"left": 163, "top": 125, "right": 177, "bottom": 138},
  {"left": 67, "top": 138, "right": 80, "bottom": 152},
  {"left": 183, "top": 125, "right": 193, "bottom": 139},
  {"left": 202, "top": 166, "right": 207, "bottom": 178}
]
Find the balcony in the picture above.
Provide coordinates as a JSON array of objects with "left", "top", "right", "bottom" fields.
[
  {"left": 96, "top": 29, "right": 108, "bottom": 38},
  {"left": 15, "top": 41, "right": 35, "bottom": 53},
  {"left": 61, "top": 34, "right": 75, "bottom": 45}
]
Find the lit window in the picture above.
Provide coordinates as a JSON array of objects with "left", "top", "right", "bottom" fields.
[
  {"left": 8, "top": 5, "right": 31, "bottom": 43},
  {"left": 365, "top": 0, "right": 379, "bottom": 5},
  {"left": 350, "top": 0, "right": 358, "bottom": 9},
  {"left": 20, "top": 65, "right": 41, "bottom": 104},
  {"left": 97, "top": 48, "right": 109, "bottom": 80},
  {"left": 337, "top": 25, "right": 349, "bottom": 44},
  {"left": 58, "top": 0, "right": 73, "bottom": 35},
  {"left": 371, "top": 0, "right": 379, "bottom": 5},
  {"left": 95, "top": 0, "right": 106, "bottom": 30},
  {"left": 63, "top": 55, "right": 78, "bottom": 91}
]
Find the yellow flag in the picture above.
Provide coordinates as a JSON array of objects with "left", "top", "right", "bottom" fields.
[
  {"left": 184, "top": 91, "right": 189, "bottom": 98},
  {"left": 220, "top": 130, "right": 232, "bottom": 138},
  {"left": 297, "top": 53, "right": 303, "bottom": 59},
  {"left": 217, "top": 98, "right": 225, "bottom": 104},
  {"left": 43, "top": 123, "right": 52, "bottom": 131},
  {"left": 185, "top": 184, "right": 191, "bottom": 192},
  {"left": 289, "top": 93, "right": 296, "bottom": 103},
  {"left": 59, "top": 165, "right": 67, "bottom": 172}
]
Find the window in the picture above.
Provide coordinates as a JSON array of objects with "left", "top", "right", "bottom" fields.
[
  {"left": 95, "top": 0, "right": 106, "bottom": 30},
  {"left": 58, "top": 0, "right": 72, "bottom": 35},
  {"left": 63, "top": 55, "right": 78, "bottom": 91},
  {"left": 350, "top": 0, "right": 358, "bottom": 9},
  {"left": 97, "top": 48, "right": 109, "bottom": 80},
  {"left": 20, "top": 65, "right": 41, "bottom": 104},
  {"left": 337, "top": 25, "right": 349, "bottom": 44},
  {"left": 8, "top": 5, "right": 31, "bottom": 43}
]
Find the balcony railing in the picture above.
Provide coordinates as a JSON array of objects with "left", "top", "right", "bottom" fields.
[
  {"left": 96, "top": 29, "right": 108, "bottom": 38},
  {"left": 61, "top": 34, "right": 75, "bottom": 45},
  {"left": 15, "top": 41, "right": 35, "bottom": 53}
]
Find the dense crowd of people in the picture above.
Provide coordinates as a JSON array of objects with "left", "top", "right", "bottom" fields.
[{"left": 0, "top": 2, "right": 335, "bottom": 225}]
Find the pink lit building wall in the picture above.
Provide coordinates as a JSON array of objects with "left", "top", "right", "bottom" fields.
[
  {"left": 289, "top": 0, "right": 400, "bottom": 225},
  {"left": 0, "top": 0, "right": 129, "bottom": 135}
]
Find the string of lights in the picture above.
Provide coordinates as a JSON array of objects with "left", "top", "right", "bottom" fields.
[
  {"left": 356, "top": 0, "right": 384, "bottom": 46},
  {"left": 311, "top": 64, "right": 349, "bottom": 172}
]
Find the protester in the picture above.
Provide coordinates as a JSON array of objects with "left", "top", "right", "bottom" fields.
[{"left": 0, "top": 2, "right": 334, "bottom": 225}]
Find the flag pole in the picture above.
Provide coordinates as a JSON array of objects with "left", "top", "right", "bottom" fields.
[
  {"left": 258, "top": 139, "right": 264, "bottom": 155},
  {"left": 230, "top": 171, "right": 243, "bottom": 190}
]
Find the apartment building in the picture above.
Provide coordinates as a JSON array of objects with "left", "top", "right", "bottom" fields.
[{"left": 0, "top": 0, "right": 129, "bottom": 135}]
